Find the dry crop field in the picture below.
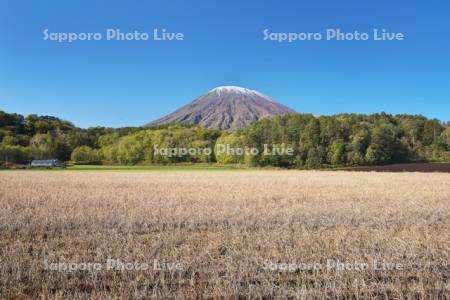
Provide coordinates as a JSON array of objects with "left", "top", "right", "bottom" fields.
[{"left": 0, "top": 170, "right": 449, "bottom": 299}]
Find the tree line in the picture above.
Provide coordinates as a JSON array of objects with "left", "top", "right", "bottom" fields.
[{"left": 0, "top": 110, "right": 448, "bottom": 168}]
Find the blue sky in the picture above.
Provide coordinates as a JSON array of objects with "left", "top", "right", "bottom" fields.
[{"left": 0, "top": 0, "right": 449, "bottom": 128}]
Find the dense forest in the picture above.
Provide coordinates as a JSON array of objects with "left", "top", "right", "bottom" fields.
[{"left": 0, "top": 110, "right": 448, "bottom": 168}]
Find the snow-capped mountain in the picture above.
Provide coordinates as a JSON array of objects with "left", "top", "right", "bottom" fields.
[{"left": 147, "top": 86, "right": 296, "bottom": 130}]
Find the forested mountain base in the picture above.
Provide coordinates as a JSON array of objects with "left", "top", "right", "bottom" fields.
[{"left": 0, "top": 111, "right": 448, "bottom": 168}]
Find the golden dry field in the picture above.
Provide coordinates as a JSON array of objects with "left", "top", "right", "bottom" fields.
[{"left": 1, "top": 170, "right": 449, "bottom": 299}]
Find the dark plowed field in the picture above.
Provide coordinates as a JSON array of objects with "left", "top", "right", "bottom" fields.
[{"left": 347, "top": 163, "right": 450, "bottom": 173}]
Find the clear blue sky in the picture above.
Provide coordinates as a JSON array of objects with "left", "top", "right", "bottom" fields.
[{"left": 1, "top": 0, "right": 449, "bottom": 128}]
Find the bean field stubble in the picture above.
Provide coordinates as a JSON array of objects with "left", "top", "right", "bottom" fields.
[{"left": 1, "top": 171, "right": 449, "bottom": 299}]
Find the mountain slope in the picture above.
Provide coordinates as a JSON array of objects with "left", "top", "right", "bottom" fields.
[{"left": 148, "top": 86, "right": 296, "bottom": 130}]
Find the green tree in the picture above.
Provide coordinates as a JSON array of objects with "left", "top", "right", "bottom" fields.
[
  {"left": 306, "top": 148, "right": 321, "bottom": 168},
  {"left": 71, "top": 146, "right": 100, "bottom": 164},
  {"left": 328, "top": 139, "right": 346, "bottom": 165},
  {"left": 364, "top": 145, "right": 377, "bottom": 165},
  {"left": 30, "top": 133, "right": 59, "bottom": 159},
  {"left": 214, "top": 134, "right": 245, "bottom": 164}
]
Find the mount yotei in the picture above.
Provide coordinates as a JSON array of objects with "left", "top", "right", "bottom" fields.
[{"left": 148, "top": 86, "right": 296, "bottom": 130}]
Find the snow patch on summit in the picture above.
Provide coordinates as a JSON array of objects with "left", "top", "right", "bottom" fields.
[{"left": 209, "top": 86, "right": 275, "bottom": 102}]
